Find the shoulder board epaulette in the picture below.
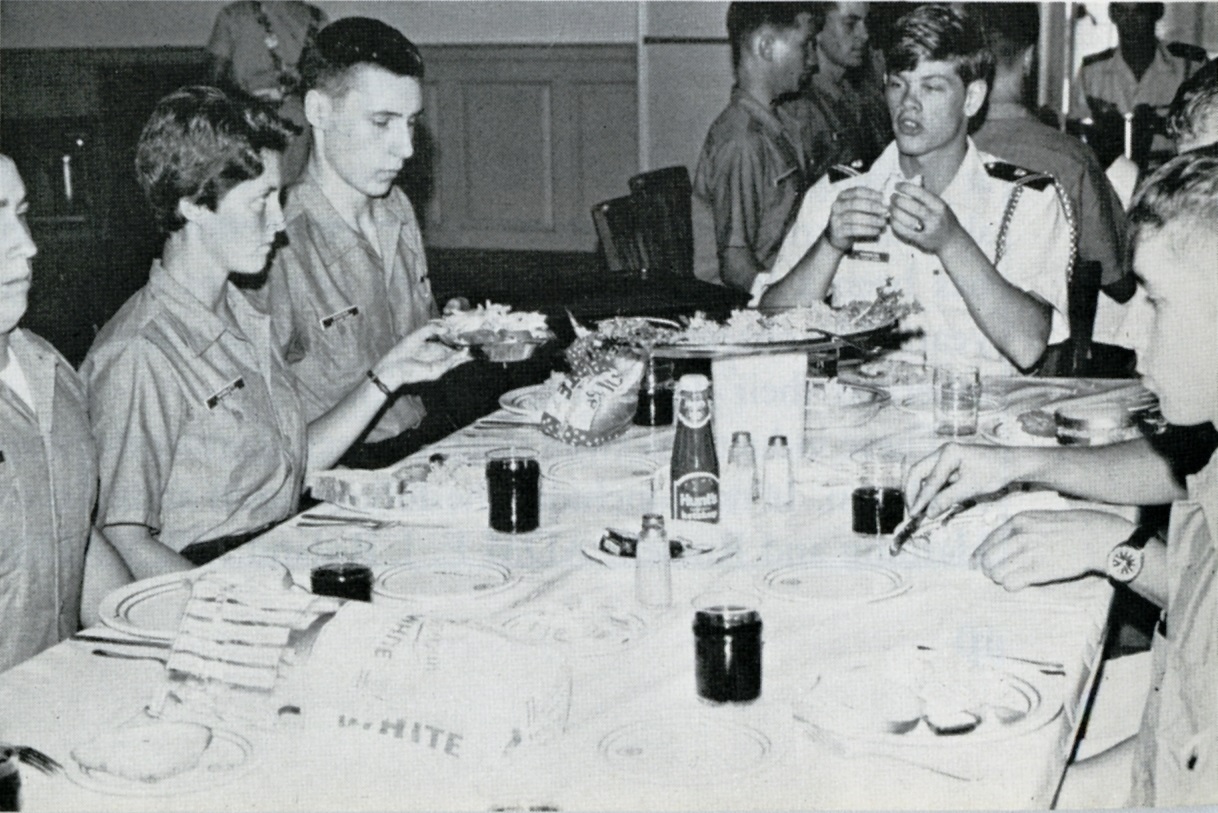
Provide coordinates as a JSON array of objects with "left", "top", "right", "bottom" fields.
[
  {"left": 1081, "top": 47, "right": 1115, "bottom": 67},
  {"left": 984, "top": 161, "right": 1054, "bottom": 191},
  {"left": 1167, "top": 42, "right": 1209, "bottom": 64},
  {"left": 828, "top": 158, "right": 871, "bottom": 182}
]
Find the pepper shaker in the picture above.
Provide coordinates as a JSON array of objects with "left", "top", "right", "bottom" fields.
[{"left": 763, "top": 435, "right": 792, "bottom": 506}]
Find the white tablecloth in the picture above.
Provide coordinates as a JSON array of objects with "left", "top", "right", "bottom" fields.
[{"left": 0, "top": 376, "right": 1134, "bottom": 811}]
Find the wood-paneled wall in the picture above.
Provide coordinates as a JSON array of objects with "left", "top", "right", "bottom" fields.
[{"left": 419, "top": 45, "right": 637, "bottom": 251}]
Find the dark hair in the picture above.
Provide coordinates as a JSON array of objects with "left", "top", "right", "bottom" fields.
[
  {"left": 1109, "top": 3, "right": 1165, "bottom": 26},
  {"left": 1167, "top": 59, "right": 1218, "bottom": 147},
  {"left": 726, "top": 3, "right": 822, "bottom": 72},
  {"left": 1128, "top": 142, "right": 1218, "bottom": 255},
  {"left": 301, "top": 17, "right": 424, "bottom": 96},
  {"left": 135, "top": 86, "right": 292, "bottom": 234},
  {"left": 978, "top": 3, "right": 1039, "bottom": 68},
  {"left": 885, "top": 4, "right": 994, "bottom": 88}
]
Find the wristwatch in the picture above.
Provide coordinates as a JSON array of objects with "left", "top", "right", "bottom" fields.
[{"left": 1106, "top": 525, "right": 1158, "bottom": 583}]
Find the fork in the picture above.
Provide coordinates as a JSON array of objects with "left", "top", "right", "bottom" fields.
[
  {"left": 295, "top": 514, "right": 401, "bottom": 531},
  {"left": 1, "top": 743, "right": 63, "bottom": 776}
]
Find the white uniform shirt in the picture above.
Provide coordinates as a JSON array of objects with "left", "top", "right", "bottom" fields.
[{"left": 756, "top": 140, "right": 1072, "bottom": 374}]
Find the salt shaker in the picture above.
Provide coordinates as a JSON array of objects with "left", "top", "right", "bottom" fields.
[
  {"left": 763, "top": 435, "right": 793, "bottom": 506},
  {"left": 634, "top": 513, "right": 672, "bottom": 608},
  {"left": 721, "top": 431, "right": 758, "bottom": 522}
]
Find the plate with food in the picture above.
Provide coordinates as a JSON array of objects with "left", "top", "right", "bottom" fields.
[
  {"left": 792, "top": 647, "right": 1062, "bottom": 747},
  {"left": 306, "top": 455, "right": 487, "bottom": 522},
  {"left": 757, "top": 560, "right": 909, "bottom": 605},
  {"left": 986, "top": 384, "right": 1152, "bottom": 448},
  {"left": 435, "top": 301, "right": 554, "bottom": 362},
  {"left": 68, "top": 716, "right": 253, "bottom": 796},
  {"left": 582, "top": 519, "right": 735, "bottom": 567}
]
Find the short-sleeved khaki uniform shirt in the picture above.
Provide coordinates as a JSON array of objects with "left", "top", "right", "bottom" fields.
[
  {"left": 83, "top": 263, "right": 306, "bottom": 553},
  {"left": 266, "top": 176, "right": 438, "bottom": 443}
]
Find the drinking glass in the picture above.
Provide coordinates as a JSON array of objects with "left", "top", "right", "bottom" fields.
[
  {"left": 486, "top": 447, "right": 541, "bottom": 533},
  {"left": 933, "top": 364, "right": 981, "bottom": 436},
  {"left": 310, "top": 562, "right": 373, "bottom": 601},
  {"left": 634, "top": 357, "right": 675, "bottom": 426},
  {"left": 852, "top": 452, "right": 905, "bottom": 535}
]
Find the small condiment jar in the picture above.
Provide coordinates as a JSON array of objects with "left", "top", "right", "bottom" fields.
[
  {"left": 693, "top": 605, "right": 762, "bottom": 703},
  {"left": 762, "top": 435, "right": 792, "bottom": 506}
]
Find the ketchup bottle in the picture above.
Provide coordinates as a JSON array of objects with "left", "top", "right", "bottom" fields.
[{"left": 671, "top": 374, "right": 719, "bottom": 523}]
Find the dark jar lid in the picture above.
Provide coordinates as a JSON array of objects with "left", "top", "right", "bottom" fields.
[{"left": 694, "top": 605, "right": 761, "bottom": 630}]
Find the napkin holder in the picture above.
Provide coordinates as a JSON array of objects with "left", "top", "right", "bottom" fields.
[{"left": 711, "top": 352, "right": 806, "bottom": 462}]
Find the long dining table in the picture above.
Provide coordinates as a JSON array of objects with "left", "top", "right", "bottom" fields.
[{"left": 0, "top": 373, "right": 1139, "bottom": 812}]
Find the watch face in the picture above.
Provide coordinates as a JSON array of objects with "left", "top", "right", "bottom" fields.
[{"left": 1109, "top": 545, "right": 1143, "bottom": 581}]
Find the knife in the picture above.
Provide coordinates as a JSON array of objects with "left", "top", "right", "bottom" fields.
[{"left": 888, "top": 499, "right": 976, "bottom": 557}]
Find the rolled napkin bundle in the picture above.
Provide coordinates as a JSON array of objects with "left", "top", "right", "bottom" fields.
[
  {"left": 167, "top": 560, "right": 342, "bottom": 690},
  {"left": 296, "top": 603, "right": 571, "bottom": 766}
]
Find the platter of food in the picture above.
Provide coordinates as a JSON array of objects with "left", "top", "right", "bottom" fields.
[
  {"left": 435, "top": 301, "right": 554, "bottom": 362},
  {"left": 983, "top": 384, "right": 1152, "bottom": 448},
  {"left": 652, "top": 287, "right": 916, "bottom": 359},
  {"left": 305, "top": 455, "right": 487, "bottom": 522},
  {"left": 792, "top": 647, "right": 1062, "bottom": 747}
]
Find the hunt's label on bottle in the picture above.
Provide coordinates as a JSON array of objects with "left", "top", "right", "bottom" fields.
[{"left": 672, "top": 472, "right": 720, "bottom": 522}]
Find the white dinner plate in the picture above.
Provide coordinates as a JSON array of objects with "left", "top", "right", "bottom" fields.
[
  {"left": 757, "top": 560, "right": 909, "bottom": 605},
  {"left": 372, "top": 557, "right": 520, "bottom": 604},
  {"left": 98, "top": 572, "right": 194, "bottom": 642},
  {"left": 849, "top": 435, "right": 955, "bottom": 465},
  {"left": 543, "top": 453, "right": 661, "bottom": 490},
  {"left": 498, "top": 384, "right": 554, "bottom": 420},
  {"left": 497, "top": 601, "right": 650, "bottom": 652},
  {"left": 581, "top": 519, "right": 734, "bottom": 567},
  {"left": 67, "top": 727, "right": 253, "bottom": 796},
  {"left": 792, "top": 648, "right": 1062, "bottom": 748},
  {"left": 597, "top": 717, "right": 774, "bottom": 786},
  {"left": 894, "top": 392, "right": 1004, "bottom": 417}
]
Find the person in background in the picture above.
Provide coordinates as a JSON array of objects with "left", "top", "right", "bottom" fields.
[
  {"left": 786, "top": 2, "right": 892, "bottom": 180},
  {"left": 264, "top": 18, "right": 463, "bottom": 470},
  {"left": 1070, "top": 2, "right": 1207, "bottom": 159},
  {"left": 1166, "top": 57, "right": 1218, "bottom": 153},
  {"left": 974, "top": 3, "right": 1135, "bottom": 306},
  {"left": 760, "top": 4, "right": 1071, "bottom": 375},
  {"left": 0, "top": 153, "right": 131, "bottom": 673},
  {"left": 82, "top": 87, "right": 468, "bottom": 579},
  {"left": 692, "top": 3, "right": 818, "bottom": 293},
  {"left": 207, "top": 0, "right": 327, "bottom": 185},
  {"left": 906, "top": 143, "right": 1218, "bottom": 808}
]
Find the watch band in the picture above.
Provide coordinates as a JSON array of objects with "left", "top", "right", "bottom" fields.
[
  {"left": 1122, "top": 525, "right": 1158, "bottom": 551},
  {"left": 366, "top": 369, "right": 394, "bottom": 398}
]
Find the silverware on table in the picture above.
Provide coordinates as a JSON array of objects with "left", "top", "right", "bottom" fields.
[
  {"left": 90, "top": 649, "right": 169, "bottom": 665},
  {"left": 72, "top": 634, "right": 170, "bottom": 649},
  {"left": 0, "top": 743, "right": 63, "bottom": 776},
  {"left": 295, "top": 514, "right": 401, "bottom": 531},
  {"left": 889, "top": 500, "right": 976, "bottom": 557}
]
